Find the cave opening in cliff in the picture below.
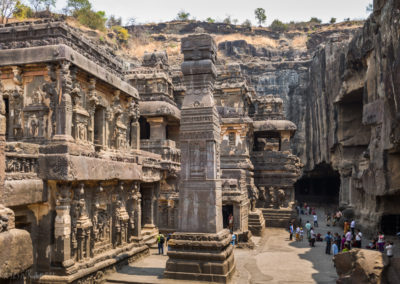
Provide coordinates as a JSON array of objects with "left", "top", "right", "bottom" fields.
[
  {"left": 381, "top": 215, "right": 400, "bottom": 235},
  {"left": 295, "top": 163, "right": 340, "bottom": 205}
]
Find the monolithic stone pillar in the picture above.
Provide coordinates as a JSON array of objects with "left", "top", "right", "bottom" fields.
[
  {"left": 148, "top": 117, "right": 167, "bottom": 140},
  {"left": 164, "top": 34, "right": 235, "bottom": 283}
]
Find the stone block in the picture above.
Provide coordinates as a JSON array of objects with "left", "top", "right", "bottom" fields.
[{"left": 0, "top": 229, "right": 33, "bottom": 279}]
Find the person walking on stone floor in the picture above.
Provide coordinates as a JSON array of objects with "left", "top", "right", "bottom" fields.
[
  {"left": 377, "top": 232, "right": 385, "bottom": 252},
  {"left": 386, "top": 241, "right": 394, "bottom": 263},
  {"left": 345, "top": 229, "right": 353, "bottom": 249},
  {"left": 305, "top": 221, "right": 311, "bottom": 240},
  {"left": 350, "top": 219, "right": 356, "bottom": 236},
  {"left": 289, "top": 223, "right": 294, "bottom": 241},
  {"left": 157, "top": 233, "right": 165, "bottom": 255},
  {"left": 313, "top": 213, "right": 318, "bottom": 227},
  {"left": 355, "top": 229, "right": 362, "bottom": 248},
  {"left": 325, "top": 231, "right": 333, "bottom": 254},
  {"left": 344, "top": 220, "right": 350, "bottom": 234},
  {"left": 228, "top": 213, "right": 233, "bottom": 233},
  {"left": 310, "top": 227, "right": 316, "bottom": 247}
]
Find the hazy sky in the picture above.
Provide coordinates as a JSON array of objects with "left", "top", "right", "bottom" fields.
[{"left": 55, "top": 0, "right": 372, "bottom": 25}]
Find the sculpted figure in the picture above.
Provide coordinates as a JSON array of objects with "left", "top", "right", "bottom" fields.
[
  {"left": 248, "top": 186, "right": 259, "bottom": 212},
  {"left": 277, "top": 189, "right": 286, "bottom": 208}
]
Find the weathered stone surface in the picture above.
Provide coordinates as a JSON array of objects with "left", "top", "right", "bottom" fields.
[
  {"left": 0, "top": 229, "right": 33, "bottom": 279},
  {"left": 333, "top": 249, "right": 388, "bottom": 284}
]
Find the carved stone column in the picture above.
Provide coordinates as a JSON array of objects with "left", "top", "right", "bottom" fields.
[
  {"left": 54, "top": 184, "right": 74, "bottom": 269},
  {"left": 54, "top": 61, "right": 73, "bottom": 141},
  {"left": 164, "top": 34, "right": 235, "bottom": 282}
]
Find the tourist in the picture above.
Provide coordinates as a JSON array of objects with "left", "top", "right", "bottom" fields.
[
  {"left": 326, "top": 214, "right": 331, "bottom": 227},
  {"left": 311, "top": 207, "right": 316, "bottom": 216},
  {"left": 385, "top": 241, "right": 394, "bottom": 262},
  {"left": 341, "top": 235, "right": 346, "bottom": 251},
  {"left": 310, "top": 227, "right": 316, "bottom": 247},
  {"left": 334, "top": 232, "right": 341, "bottom": 251},
  {"left": 325, "top": 231, "right": 333, "bottom": 254},
  {"left": 157, "top": 233, "right": 165, "bottom": 255},
  {"left": 344, "top": 220, "right": 350, "bottom": 234},
  {"left": 355, "top": 229, "right": 362, "bottom": 248},
  {"left": 342, "top": 243, "right": 350, "bottom": 252},
  {"left": 296, "top": 226, "right": 301, "bottom": 241},
  {"left": 313, "top": 213, "right": 318, "bottom": 227},
  {"left": 231, "top": 233, "right": 237, "bottom": 246},
  {"left": 305, "top": 221, "right": 312, "bottom": 240},
  {"left": 228, "top": 213, "right": 233, "bottom": 233},
  {"left": 300, "top": 227, "right": 304, "bottom": 241},
  {"left": 289, "top": 223, "right": 294, "bottom": 241},
  {"left": 332, "top": 241, "right": 339, "bottom": 256},
  {"left": 366, "top": 238, "right": 378, "bottom": 250},
  {"left": 377, "top": 232, "right": 385, "bottom": 252},
  {"left": 350, "top": 219, "right": 356, "bottom": 236},
  {"left": 345, "top": 230, "right": 352, "bottom": 249}
]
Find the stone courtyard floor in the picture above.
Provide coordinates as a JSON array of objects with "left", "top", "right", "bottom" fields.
[{"left": 106, "top": 208, "right": 385, "bottom": 283}]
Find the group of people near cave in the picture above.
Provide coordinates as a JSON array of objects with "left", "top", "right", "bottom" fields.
[{"left": 290, "top": 203, "right": 394, "bottom": 260}]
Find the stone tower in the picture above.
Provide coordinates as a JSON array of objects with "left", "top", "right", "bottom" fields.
[{"left": 164, "top": 34, "right": 236, "bottom": 282}]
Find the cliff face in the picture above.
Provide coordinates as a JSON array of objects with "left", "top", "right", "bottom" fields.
[{"left": 303, "top": 0, "right": 400, "bottom": 233}]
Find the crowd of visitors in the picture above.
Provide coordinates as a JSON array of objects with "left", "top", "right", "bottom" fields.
[{"left": 292, "top": 203, "right": 395, "bottom": 260}]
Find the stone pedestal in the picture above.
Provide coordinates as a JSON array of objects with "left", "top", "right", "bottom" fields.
[
  {"left": 248, "top": 209, "right": 265, "bottom": 236},
  {"left": 164, "top": 34, "right": 235, "bottom": 282},
  {"left": 165, "top": 230, "right": 235, "bottom": 282}
]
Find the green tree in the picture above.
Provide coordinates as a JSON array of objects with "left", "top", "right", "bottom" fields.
[
  {"left": 176, "top": 10, "right": 190, "bottom": 21},
  {"left": 254, "top": 7, "right": 266, "bottom": 26},
  {"left": 1, "top": 0, "right": 18, "bottom": 23},
  {"left": 206, "top": 17, "right": 215, "bottom": 23},
  {"left": 112, "top": 25, "right": 130, "bottom": 43},
  {"left": 309, "top": 17, "right": 322, "bottom": 24},
  {"left": 330, "top": 17, "right": 336, "bottom": 24},
  {"left": 75, "top": 8, "right": 106, "bottom": 30},
  {"left": 66, "top": 0, "right": 90, "bottom": 13},
  {"left": 126, "top": 17, "right": 136, "bottom": 26},
  {"left": 269, "top": 19, "right": 288, "bottom": 32},
  {"left": 366, "top": 3, "right": 373, "bottom": 13},
  {"left": 14, "top": 1, "right": 33, "bottom": 18}
]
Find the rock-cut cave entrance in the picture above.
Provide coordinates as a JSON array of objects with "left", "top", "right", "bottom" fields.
[{"left": 295, "top": 163, "right": 340, "bottom": 206}]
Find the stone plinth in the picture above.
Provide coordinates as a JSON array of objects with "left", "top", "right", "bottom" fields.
[
  {"left": 165, "top": 230, "right": 235, "bottom": 282},
  {"left": 248, "top": 210, "right": 265, "bottom": 236}
]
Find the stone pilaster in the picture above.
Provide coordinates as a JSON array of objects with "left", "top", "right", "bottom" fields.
[
  {"left": 164, "top": 34, "right": 235, "bottom": 283},
  {"left": 54, "top": 61, "right": 74, "bottom": 141}
]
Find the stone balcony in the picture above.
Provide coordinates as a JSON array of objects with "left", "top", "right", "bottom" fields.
[{"left": 140, "top": 139, "right": 181, "bottom": 173}]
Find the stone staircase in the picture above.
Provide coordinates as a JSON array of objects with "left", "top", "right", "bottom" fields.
[
  {"left": 141, "top": 225, "right": 159, "bottom": 249},
  {"left": 261, "top": 208, "right": 296, "bottom": 228},
  {"left": 248, "top": 210, "right": 265, "bottom": 236}
]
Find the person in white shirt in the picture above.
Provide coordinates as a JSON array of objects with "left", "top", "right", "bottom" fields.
[
  {"left": 386, "top": 242, "right": 394, "bottom": 260},
  {"left": 345, "top": 230, "right": 352, "bottom": 248},
  {"left": 313, "top": 214, "right": 318, "bottom": 227},
  {"left": 355, "top": 229, "right": 362, "bottom": 248},
  {"left": 350, "top": 219, "right": 356, "bottom": 235}
]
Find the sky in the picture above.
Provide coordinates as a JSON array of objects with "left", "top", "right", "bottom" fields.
[{"left": 54, "top": 0, "right": 373, "bottom": 25}]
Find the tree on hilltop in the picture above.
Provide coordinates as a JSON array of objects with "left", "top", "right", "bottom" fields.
[
  {"left": 0, "top": 0, "right": 18, "bottom": 23},
  {"left": 254, "top": 8, "right": 266, "bottom": 26},
  {"left": 176, "top": 10, "right": 190, "bottom": 21},
  {"left": 366, "top": 3, "right": 373, "bottom": 13}
]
